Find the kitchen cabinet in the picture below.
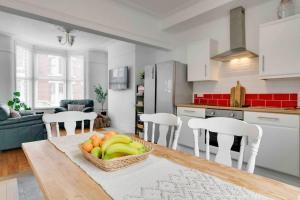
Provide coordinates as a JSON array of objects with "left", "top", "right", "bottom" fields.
[
  {"left": 177, "top": 107, "right": 205, "bottom": 148},
  {"left": 244, "top": 111, "right": 300, "bottom": 176},
  {"left": 259, "top": 14, "right": 300, "bottom": 79},
  {"left": 187, "top": 39, "right": 220, "bottom": 81}
]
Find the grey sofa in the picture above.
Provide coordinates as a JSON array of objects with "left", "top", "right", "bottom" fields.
[
  {"left": 0, "top": 104, "right": 47, "bottom": 151},
  {"left": 54, "top": 99, "right": 94, "bottom": 128}
]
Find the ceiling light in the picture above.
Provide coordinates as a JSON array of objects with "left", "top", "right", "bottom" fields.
[{"left": 57, "top": 27, "right": 75, "bottom": 46}]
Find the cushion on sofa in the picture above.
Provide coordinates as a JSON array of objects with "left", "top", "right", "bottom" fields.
[
  {"left": 10, "top": 109, "right": 21, "bottom": 118},
  {"left": 68, "top": 104, "right": 85, "bottom": 111},
  {"left": 82, "top": 107, "right": 93, "bottom": 112},
  {"left": 0, "top": 104, "right": 10, "bottom": 121},
  {"left": 54, "top": 107, "right": 67, "bottom": 113}
]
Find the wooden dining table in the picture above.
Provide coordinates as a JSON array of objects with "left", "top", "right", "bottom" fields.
[{"left": 22, "top": 138, "right": 300, "bottom": 200}]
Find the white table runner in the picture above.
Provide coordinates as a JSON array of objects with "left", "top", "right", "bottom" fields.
[{"left": 49, "top": 133, "right": 272, "bottom": 200}]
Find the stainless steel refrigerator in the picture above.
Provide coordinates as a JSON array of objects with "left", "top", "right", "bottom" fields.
[{"left": 144, "top": 61, "right": 193, "bottom": 114}]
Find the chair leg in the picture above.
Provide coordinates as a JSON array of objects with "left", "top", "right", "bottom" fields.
[{"left": 193, "top": 129, "right": 200, "bottom": 157}]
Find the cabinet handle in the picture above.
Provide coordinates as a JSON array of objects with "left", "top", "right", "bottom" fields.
[
  {"left": 204, "top": 64, "right": 207, "bottom": 78},
  {"left": 262, "top": 55, "right": 265, "bottom": 72},
  {"left": 184, "top": 110, "right": 196, "bottom": 113},
  {"left": 257, "top": 116, "right": 279, "bottom": 121}
]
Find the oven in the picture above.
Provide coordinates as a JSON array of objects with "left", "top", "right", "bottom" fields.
[{"left": 205, "top": 108, "right": 244, "bottom": 152}]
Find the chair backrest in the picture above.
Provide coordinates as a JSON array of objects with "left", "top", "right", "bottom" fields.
[
  {"left": 188, "top": 117, "right": 263, "bottom": 173},
  {"left": 140, "top": 113, "right": 182, "bottom": 150},
  {"left": 43, "top": 111, "right": 97, "bottom": 138}
]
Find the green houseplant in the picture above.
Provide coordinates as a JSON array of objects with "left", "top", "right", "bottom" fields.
[
  {"left": 7, "top": 91, "right": 31, "bottom": 111},
  {"left": 94, "top": 85, "right": 108, "bottom": 115}
]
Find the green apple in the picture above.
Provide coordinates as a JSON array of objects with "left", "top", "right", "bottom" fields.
[
  {"left": 85, "top": 139, "right": 92, "bottom": 144},
  {"left": 91, "top": 147, "right": 101, "bottom": 158}
]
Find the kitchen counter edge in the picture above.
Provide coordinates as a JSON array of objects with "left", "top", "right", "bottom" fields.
[{"left": 176, "top": 104, "right": 300, "bottom": 115}]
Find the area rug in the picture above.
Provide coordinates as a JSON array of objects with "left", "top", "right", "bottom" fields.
[
  {"left": 17, "top": 172, "right": 44, "bottom": 200},
  {"left": 0, "top": 172, "right": 44, "bottom": 200}
]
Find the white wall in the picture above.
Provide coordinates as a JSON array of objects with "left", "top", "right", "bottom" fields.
[
  {"left": 155, "top": 0, "right": 300, "bottom": 96},
  {"left": 87, "top": 50, "right": 108, "bottom": 112},
  {"left": 107, "top": 42, "right": 159, "bottom": 132},
  {"left": 0, "top": 33, "right": 14, "bottom": 103},
  {"left": 108, "top": 42, "right": 136, "bottom": 132}
]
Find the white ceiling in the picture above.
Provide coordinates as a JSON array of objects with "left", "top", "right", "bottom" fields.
[
  {"left": 114, "top": 0, "right": 203, "bottom": 18},
  {"left": 0, "top": 11, "right": 116, "bottom": 51}
]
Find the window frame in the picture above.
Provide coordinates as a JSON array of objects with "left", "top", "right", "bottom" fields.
[{"left": 14, "top": 43, "right": 86, "bottom": 109}]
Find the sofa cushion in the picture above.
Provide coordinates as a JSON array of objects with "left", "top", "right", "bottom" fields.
[
  {"left": 82, "top": 107, "right": 93, "bottom": 112},
  {"left": 68, "top": 104, "right": 85, "bottom": 111},
  {"left": 54, "top": 107, "right": 67, "bottom": 113},
  {"left": 0, "top": 104, "right": 10, "bottom": 121},
  {"left": 10, "top": 109, "right": 21, "bottom": 118}
]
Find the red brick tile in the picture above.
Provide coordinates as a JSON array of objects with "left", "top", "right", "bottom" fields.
[
  {"left": 282, "top": 101, "right": 297, "bottom": 108},
  {"left": 273, "top": 93, "right": 289, "bottom": 100},
  {"left": 194, "top": 94, "right": 198, "bottom": 98},
  {"left": 245, "top": 94, "right": 258, "bottom": 100},
  {"left": 200, "top": 99, "right": 208, "bottom": 105},
  {"left": 290, "top": 93, "right": 297, "bottom": 100},
  {"left": 218, "top": 100, "right": 229, "bottom": 107},
  {"left": 207, "top": 99, "right": 217, "bottom": 106},
  {"left": 258, "top": 94, "right": 273, "bottom": 100},
  {"left": 203, "top": 94, "right": 212, "bottom": 99},
  {"left": 251, "top": 100, "right": 266, "bottom": 107},
  {"left": 194, "top": 98, "right": 200, "bottom": 104},
  {"left": 266, "top": 101, "right": 281, "bottom": 107},
  {"left": 245, "top": 100, "right": 252, "bottom": 106},
  {"left": 222, "top": 94, "right": 230, "bottom": 99},
  {"left": 212, "top": 94, "right": 222, "bottom": 99}
]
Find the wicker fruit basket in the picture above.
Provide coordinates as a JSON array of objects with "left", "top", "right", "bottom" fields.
[{"left": 79, "top": 137, "right": 153, "bottom": 171}]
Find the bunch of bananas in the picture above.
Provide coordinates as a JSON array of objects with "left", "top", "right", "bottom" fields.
[
  {"left": 82, "top": 133, "right": 146, "bottom": 160},
  {"left": 102, "top": 135, "right": 146, "bottom": 160}
]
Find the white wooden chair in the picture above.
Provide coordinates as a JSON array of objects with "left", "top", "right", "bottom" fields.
[
  {"left": 140, "top": 113, "right": 182, "bottom": 150},
  {"left": 188, "top": 117, "right": 263, "bottom": 173},
  {"left": 43, "top": 111, "right": 97, "bottom": 138}
]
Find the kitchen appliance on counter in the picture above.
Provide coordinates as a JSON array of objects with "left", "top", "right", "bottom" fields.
[{"left": 144, "top": 61, "right": 193, "bottom": 114}]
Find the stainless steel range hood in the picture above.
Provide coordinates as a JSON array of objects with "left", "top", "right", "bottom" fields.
[{"left": 211, "top": 7, "right": 258, "bottom": 62}]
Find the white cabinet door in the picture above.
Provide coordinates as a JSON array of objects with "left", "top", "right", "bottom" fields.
[
  {"left": 244, "top": 112, "right": 300, "bottom": 176},
  {"left": 187, "top": 39, "right": 219, "bottom": 81},
  {"left": 255, "top": 125, "right": 299, "bottom": 176},
  {"left": 187, "top": 41, "right": 207, "bottom": 81},
  {"left": 178, "top": 115, "right": 196, "bottom": 147},
  {"left": 260, "top": 15, "right": 300, "bottom": 78}
]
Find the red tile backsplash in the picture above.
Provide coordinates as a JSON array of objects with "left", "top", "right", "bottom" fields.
[
  {"left": 194, "top": 93, "right": 298, "bottom": 108},
  {"left": 273, "top": 93, "right": 290, "bottom": 100}
]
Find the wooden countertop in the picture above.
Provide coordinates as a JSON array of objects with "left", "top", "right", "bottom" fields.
[{"left": 177, "top": 104, "right": 300, "bottom": 115}]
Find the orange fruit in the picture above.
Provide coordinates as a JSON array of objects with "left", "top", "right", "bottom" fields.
[
  {"left": 90, "top": 134, "right": 99, "bottom": 141},
  {"left": 92, "top": 138, "right": 102, "bottom": 147},
  {"left": 103, "top": 131, "right": 118, "bottom": 141},
  {"left": 82, "top": 142, "right": 93, "bottom": 153}
]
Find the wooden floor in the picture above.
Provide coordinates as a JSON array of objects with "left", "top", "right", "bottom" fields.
[{"left": 0, "top": 128, "right": 104, "bottom": 178}]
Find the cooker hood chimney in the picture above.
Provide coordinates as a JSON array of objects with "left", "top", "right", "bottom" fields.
[{"left": 211, "top": 7, "right": 257, "bottom": 62}]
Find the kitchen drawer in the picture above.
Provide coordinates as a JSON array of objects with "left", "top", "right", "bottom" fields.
[
  {"left": 244, "top": 111, "right": 299, "bottom": 128},
  {"left": 177, "top": 107, "right": 205, "bottom": 118}
]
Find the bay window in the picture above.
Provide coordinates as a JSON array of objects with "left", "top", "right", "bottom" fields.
[
  {"left": 15, "top": 44, "right": 85, "bottom": 109},
  {"left": 15, "top": 45, "right": 32, "bottom": 106}
]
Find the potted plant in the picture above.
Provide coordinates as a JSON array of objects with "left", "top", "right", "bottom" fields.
[
  {"left": 94, "top": 84, "right": 108, "bottom": 115},
  {"left": 7, "top": 91, "right": 31, "bottom": 111}
]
